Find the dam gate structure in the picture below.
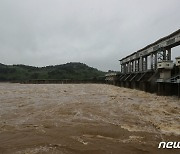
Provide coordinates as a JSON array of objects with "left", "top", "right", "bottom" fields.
[{"left": 106, "top": 29, "right": 180, "bottom": 97}]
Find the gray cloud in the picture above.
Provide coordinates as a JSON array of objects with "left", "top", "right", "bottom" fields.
[{"left": 0, "top": 0, "right": 180, "bottom": 71}]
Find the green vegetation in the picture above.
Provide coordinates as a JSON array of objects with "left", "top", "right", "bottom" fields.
[{"left": 0, "top": 62, "right": 105, "bottom": 82}]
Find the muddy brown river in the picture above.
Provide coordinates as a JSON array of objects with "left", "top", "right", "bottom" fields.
[{"left": 0, "top": 83, "right": 179, "bottom": 154}]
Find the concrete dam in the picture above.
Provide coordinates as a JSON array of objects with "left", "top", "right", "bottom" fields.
[{"left": 106, "top": 29, "right": 180, "bottom": 97}]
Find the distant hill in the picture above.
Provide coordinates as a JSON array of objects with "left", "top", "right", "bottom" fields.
[{"left": 0, "top": 62, "right": 105, "bottom": 81}]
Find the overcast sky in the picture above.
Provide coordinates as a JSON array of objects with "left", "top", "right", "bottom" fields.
[{"left": 0, "top": 0, "right": 180, "bottom": 71}]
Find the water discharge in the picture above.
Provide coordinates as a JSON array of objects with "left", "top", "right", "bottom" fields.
[{"left": 0, "top": 83, "right": 179, "bottom": 154}]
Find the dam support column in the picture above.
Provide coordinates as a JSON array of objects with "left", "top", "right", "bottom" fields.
[
  {"left": 157, "top": 82, "right": 164, "bottom": 95},
  {"left": 135, "top": 60, "right": 139, "bottom": 72},
  {"left": 139, "top": 56, "right": 143, "bottom": 72},
  {"left": 154, "top": 53, "right": 158, "bottom": 70},
  {"left": 157, "top": 60, "right": 174, "bottom": 96},
  {"left": 167, "top": 48, "right": 171, "bottom": 60},
  {"left": 176, "top": 57, "right": 180, "bottom": 98},
  {"left": 151, "top": 53, "right": 154, "bottom": 70},
  {"left": 143, "top": 56, "right": 148, "bottom": 71}
]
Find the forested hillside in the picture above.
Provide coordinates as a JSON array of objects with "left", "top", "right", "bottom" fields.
[{"left": 0, "top": 62, "right": 105, "bottom": 81}]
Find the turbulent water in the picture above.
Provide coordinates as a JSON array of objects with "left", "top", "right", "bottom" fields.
[{"left": 0, "top": 83, "right": 179, "bottom": 154}]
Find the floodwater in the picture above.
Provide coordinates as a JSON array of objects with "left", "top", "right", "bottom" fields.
[{"left": 0, "top": 83, "right": 179, "bottom": 154}]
